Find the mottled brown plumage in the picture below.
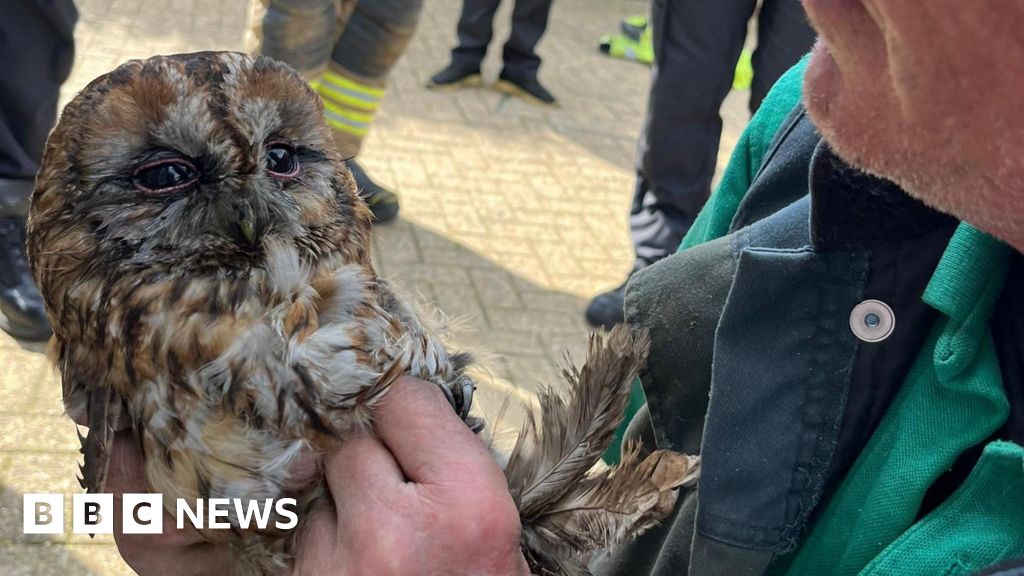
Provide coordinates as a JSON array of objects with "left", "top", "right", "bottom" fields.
[{"left": 27, "top": 52, "right": 696, "bottom": 575}]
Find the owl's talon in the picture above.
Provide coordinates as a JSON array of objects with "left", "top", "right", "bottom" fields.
[
  {"left": 458, "top": 378, "right": 475, "bottom": 421},
  {"left": 440, "top": 384, "right": 458, "bottom": 413},
  {"left": 438, "top": 378, "right": 476, "bottom": 427},
  {"left": 465, "top": 415, "right": 485, "bottom": 434}
]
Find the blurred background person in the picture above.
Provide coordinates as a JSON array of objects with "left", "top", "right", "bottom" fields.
[
  {"left": 585, "top": 0, "right": 816, "bottom": 328},
  {"left": 426, "top": 0, "right": 557, "bottom": 108},
  {"left": 247, "top": 0, "right": 423, "bottom": 223},
  {"left": 0, "top": 0, "right": 77, "bottom": 341}
]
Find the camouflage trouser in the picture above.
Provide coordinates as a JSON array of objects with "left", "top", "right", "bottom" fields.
[{"left": 245, "top": 0, "right": 424, "bottom": 158}]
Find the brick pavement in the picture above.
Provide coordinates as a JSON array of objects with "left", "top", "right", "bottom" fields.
[{"left": 0, "top": 0, "right": 751, "bottom": 572}]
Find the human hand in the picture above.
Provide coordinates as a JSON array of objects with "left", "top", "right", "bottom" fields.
[
  {"left": 107, "top": 431, "right": 237, "bottom": 576},
  {"left": 291, "top": 376, "right": 529, "bottom": 576},
  {"left": 106, "top": 375, "right": 527, "bottom": 576}
]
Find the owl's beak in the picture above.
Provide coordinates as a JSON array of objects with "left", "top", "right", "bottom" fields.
[{"left": 236, "top": 203, "right": 258, "bottom": 244}]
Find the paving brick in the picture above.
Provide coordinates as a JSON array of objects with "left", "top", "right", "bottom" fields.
[
  {"left": 0, "top": 543, "right": 112, "bottom": 576},
  {"left": 0, "top": 417, "right": 80, "bottom": 455},
  {"left": 460, "top": 328, "right": 545, "bottom": 358}
]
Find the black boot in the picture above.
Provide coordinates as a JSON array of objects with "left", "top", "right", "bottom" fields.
[
  {"left": 426, "top": 62, "right": 483, "bottom": 91},
  {"left": 584, "top": 266, "right": 641, "bottom": 330},
  {"left": 495, "top": 69, "right": 558, "bottom": 108},
  {"left": 348, "top": 160, "right": 400, "bottom": 224},
  {"left": 0, "top": 217, "right": 51, "bottom": 341}
]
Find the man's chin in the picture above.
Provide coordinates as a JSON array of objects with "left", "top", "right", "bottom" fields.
[
  {"left": 804, "top": 42, "right": 842, "bottom": 128},
  {"left": 803, "top": 40, "right": 892, "bottom": 175}
]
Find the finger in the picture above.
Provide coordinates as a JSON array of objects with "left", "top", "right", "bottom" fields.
[
  {"left": 106, "top": 432, "right": 208, "bottom": 548},
  {"left": 322, "top": 432, "right": 404, "bottom": 506},
  {"left": 374, "top": 377, "right": 500, "bottom": 484},
  {"left": 290, "top": 506, "right": 339, "bottom": 576},
  {"left": 105, "top": 432, "right": 150, "bottom": 495}
]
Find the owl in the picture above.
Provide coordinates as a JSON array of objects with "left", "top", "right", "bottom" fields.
[{"left": 27, "top": 52, "right": 697, "bottom": 576}]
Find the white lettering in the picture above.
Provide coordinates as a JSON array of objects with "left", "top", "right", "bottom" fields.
[
  {"left": 176, "top": 499, "right": 203, "bottom": 530},
  {"left": 275, "top": 498, "right": 298, "bottom": 530},
  {"left": 208, "top": 498, "right": 231, "bottom": 529},
  {"left": 233, "top": 499, "right": 274, "bottom": 529}
]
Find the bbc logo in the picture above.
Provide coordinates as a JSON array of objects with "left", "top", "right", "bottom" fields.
[
  {"left": 24, "top": 494, "right": 299, "bottom": 534},
  {"left": 23, "top": 493, "right": 163, "bottom": 535}
]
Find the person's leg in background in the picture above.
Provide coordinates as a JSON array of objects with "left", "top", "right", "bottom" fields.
[
  {"left": 586, "top": 0, "right": 756, "bottom": 329},
  {"left": 493, "top": 0, "right": 557, "bottom": 107},
  {"left": 750, "top": 0, "right": 816, "bottom": 112},
  {"left": 245, "top": 0, "right": 341, "bottom": 79},
  {"left": 321, "top": 0, "right": 424, "bottom": 222},
  {"left": 250, "top": 0, "right": 423, "bottom": 223},
  {"left": 428, "top": 0, "right": 502, "bottom": 89},
  {"left": 0, "top": 0, "right": 77, "bottom": 340}
]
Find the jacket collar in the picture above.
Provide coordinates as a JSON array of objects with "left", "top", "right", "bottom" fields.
[{"left": 808, "top": 142, "right": 958, "bottom": 251}]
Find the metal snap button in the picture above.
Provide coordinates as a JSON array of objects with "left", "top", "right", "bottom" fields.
[{"left": 850, "top": 299, "right": 895, "bottom": 343}]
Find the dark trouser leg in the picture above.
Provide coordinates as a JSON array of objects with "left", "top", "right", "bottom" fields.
[
  {"left": 325, "top": 0, "right": 424, "bottom": 224},
  {"left": 500, "top": 0, "right": 554, "bottom": 79},
  {"left": 331, "top": 0, "right": 423, "bottom": 81},
  {"left": 750, "top": 0, "right": 816, "bottom": 112},
  {"left": 0, "top": 0, "right": 75, "bottom": 340},
  {"left": 253, "top": 0, "right": 340, "bottom": 79},
  {"left": 0, "top": 0, "right": 77, "bottom": 217},
  {"left": 451, "top": 0, "right": 503, "bottom": 70},
  {"left": 629, "top": 0, "right": 756, "bottom": 269}
]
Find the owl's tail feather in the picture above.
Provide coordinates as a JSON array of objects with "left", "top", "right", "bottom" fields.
[
  {"left": 503, "top": 325, "right": 700, "bottom": 576},
  {"left": 77, "top": 386, "right": 123, "bottom": 495}
]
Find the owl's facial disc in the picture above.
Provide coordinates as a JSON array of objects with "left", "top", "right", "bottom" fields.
[{"left": 29, "top": 52, "right": 372, "bottom": 283}]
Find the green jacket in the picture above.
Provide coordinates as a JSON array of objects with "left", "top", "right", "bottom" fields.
[{"left": 600, "top": 57, "right": 1024, "bottom": 576}]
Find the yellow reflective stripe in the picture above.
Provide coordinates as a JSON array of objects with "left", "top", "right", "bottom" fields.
[
  {"left": 321, "top": 99, "right": 375, "bottom": 124},
  {"left": 308, "top": 78, "right": 321, "bottom": 92},
  {"left": 322, "top": 70, "right": 386, "bottom": 98},
  {"left": 321, "top": 100, "right": 372, "bottom": 136},
  {"left": 325, "top": 115, "right": 370, "bottom": 136},
  {"left": 318, "top": 82, "right": 380, "bottom": 112}
]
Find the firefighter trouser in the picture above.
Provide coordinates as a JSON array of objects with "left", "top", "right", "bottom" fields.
[{"left": 247, "top": 0, "right": 423, "bottom": 158}]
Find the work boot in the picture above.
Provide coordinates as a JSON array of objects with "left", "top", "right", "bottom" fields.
[
  {"left": 0, "top": 217, "right": 51, "bottom": 341},
  {"left": 495, "top": 70, "right": 558, "bottom": 108},
  {"left": 585, "top": 275, "right": 630, "bottom": 330},
  {"left": 348, "top": 160, "right": 400, "bottom": 224},
  {"left": 426, "top": 62, "right": 483, "bottom": 91}
]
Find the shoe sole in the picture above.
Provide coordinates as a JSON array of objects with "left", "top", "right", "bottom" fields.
[
  {"left": 493, "top": 79, "right": 560, "bottom": 109},
  {"left": 425, "top": 74, "right": 483, "bottom": 92}
]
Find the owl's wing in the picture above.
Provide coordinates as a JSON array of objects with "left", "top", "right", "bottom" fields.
[
  {"left": 504, "top": 326, "right": 699, "bottom": 575},
  {"left": 77, "top": 386, "right": 124, "bottom": 494}
]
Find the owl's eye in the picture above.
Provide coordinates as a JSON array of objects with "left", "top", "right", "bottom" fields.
[
  {"left": 133, "top": 159, "right": 198, "bottom": 194},
  {"left": 266, "top": 143, "right": 299, "bottom": 177}
]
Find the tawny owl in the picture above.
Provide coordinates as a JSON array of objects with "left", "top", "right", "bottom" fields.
[{"left": 27, "top": 52, "right": 697, "bottom": 576}]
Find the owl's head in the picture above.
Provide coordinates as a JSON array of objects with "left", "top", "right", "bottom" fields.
[{"left": 28, "top": 51, "right": 372, "bottom": 304}]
